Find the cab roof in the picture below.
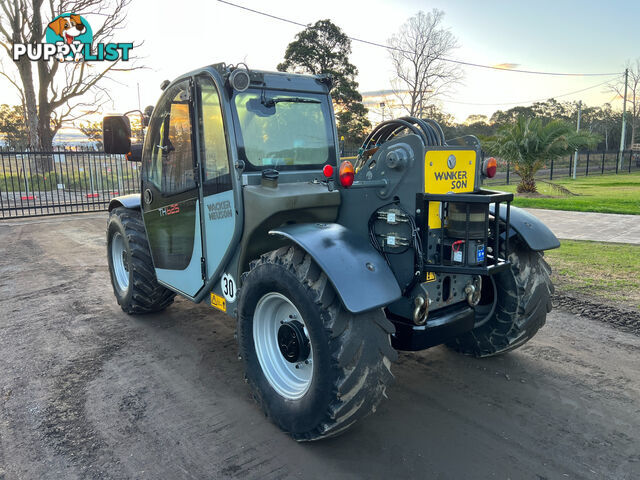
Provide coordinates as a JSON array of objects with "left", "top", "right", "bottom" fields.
[{"left": 210, "top": 63, "right": 332, "bottom": 94}]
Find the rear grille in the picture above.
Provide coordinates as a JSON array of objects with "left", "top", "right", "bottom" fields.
[{"left": 415, "top": 189, "right": 514, "bottom": 276}]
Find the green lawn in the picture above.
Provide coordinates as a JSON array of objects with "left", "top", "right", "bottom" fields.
[
  {"left": 493, "top": 172, "right": 640, "bottom": 215},
  {"left": 545, "top": 240, "right": 640, "bottom": 310}
]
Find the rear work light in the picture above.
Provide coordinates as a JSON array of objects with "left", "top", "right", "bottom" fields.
[
  {"left": 339, "top": 160, "right": 355, "bottom": 188},
  {"left": 483, "top": 157, "right": 497, "bottom": 178}
]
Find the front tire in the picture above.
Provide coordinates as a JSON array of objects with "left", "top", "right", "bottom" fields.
[
  {"left": 238, "top": 245, "right": 397, "bottom": 441},
  {"left": 107, "top": 207, "right": 176, "bottom": 314},
  {"left": 447, "top": 241, "right": 554, "bottom": 357}
]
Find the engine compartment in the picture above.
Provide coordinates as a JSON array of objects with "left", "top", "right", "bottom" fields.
[{"left": 336, "top": 117, "right": 513, "bottom": 349}]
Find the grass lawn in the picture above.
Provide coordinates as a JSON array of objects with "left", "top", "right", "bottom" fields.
[
  {"left": 494, "top": 172, "right": 640, "bottom": 215},
  {"left": 545, "top": 239, "right": 640, "bottom": 310}
]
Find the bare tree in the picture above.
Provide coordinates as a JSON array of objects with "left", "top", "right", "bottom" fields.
[
  {"left": 0, "top": 0, "right": 142, "bottom": 158},
  {"left": 387, "top": 10, "right": 462, "bottom": 117},
  {"left": 609, "top": 59, "right": 640, "bottom": 148}
]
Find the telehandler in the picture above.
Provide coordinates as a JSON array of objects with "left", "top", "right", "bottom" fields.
[{"left": 103, "top": 63, "right": 559, "bottom": 440}]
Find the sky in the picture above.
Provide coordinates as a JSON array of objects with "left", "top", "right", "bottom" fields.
[{"left": 1, "top": 0, "right": 639, "bottom": 133}]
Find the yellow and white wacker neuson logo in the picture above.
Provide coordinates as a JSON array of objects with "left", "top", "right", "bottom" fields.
[{"left": 424, "top": 150, "right": 476, "bottom": 229}]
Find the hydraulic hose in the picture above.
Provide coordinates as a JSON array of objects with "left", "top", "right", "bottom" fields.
[{"left": 355, "top": 116, "right": 447, "bottom": 170}]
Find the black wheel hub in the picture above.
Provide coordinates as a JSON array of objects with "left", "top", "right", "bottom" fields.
[
  {"left": 121, "top": 251, "right": 129, "bottom": 272},
  {"left": 277, "top": 320, "right": 310, "bottom": 363}
]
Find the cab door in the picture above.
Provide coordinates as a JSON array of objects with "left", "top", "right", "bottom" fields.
[
  {"left": 141, "top": 78, "right": 204, "bottom": 297},
  {"left": 193, "top": 73, "right": 237, "bottom": 299}
]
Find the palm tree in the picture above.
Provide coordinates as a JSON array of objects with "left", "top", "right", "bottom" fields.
[{"left": 484, "top": 116, "right": 599, "bottom": 193}]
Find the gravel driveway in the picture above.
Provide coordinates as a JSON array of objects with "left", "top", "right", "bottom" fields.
[{"left": 0, "top": 214, "right": 638, "bottom": 479}]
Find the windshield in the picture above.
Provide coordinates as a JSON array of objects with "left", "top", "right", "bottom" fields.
[{"left": 232, "top": 89, "right": 335, "bottom": 170}]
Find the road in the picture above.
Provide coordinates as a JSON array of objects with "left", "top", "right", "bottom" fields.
[{"left": 0, "top": 213, "right": 638, "bottom": 480}]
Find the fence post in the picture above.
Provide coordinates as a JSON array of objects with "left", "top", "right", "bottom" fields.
[
  {"left": 20, "top": 156, "right": 32, "bottom": 199},
  {"left": 586, "top": 151, "right": 590, "bottom": 176},
  {"left": 601, "top": 152, "right": 605, "bottom": 174},
  {"left": 115, "top": 156, "right": 123, "bottom": 194},
  {"left": 0, "top": 149, "right": 5, "bottom": 218},
  {"left": 629, "top": 150, "right": 632, "bottom": 173},
  {"left": 506, "top": 160, "right": 510, "bottom": 185},
  {"left": 568, "top": 154, "right": 572, "bottom": 177},
  {"left": 550, "top": 157, "right": 554, "bottom": 180},
  {"left": 616, "top": 153, "right": 619, "bottom": 173},
  {"left": 88, "top": 150, "right": 95, "bottom": 194}
]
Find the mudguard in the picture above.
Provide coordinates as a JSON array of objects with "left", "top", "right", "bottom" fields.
[
  {"left": 108, "top": 193, "right": 141, "bottom": 211},
  {"left": 269, "top": 223, "right": 402, "bottom": 314},
  {"left": 490, "top": 204, "right": 560, "bottom": 251}
]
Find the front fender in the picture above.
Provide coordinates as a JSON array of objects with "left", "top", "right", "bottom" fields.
[
  {"left": 269, "top": 223, "right": 402, "bottom": 314},
  {"left": 490, "top": 204, "right": 560, "bottom": 251},
  {"left": 108, "top": 193, "right": 141, "bottom": 212}
]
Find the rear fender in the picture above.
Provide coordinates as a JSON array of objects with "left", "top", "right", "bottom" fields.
[
  {"left": 269, "top": 223, "right": 402, "bottom": 314},
  {"left": 490, "top": 204, "right": 560, "bottom": 251},
  {"left": 109, "top": 194, "right": 141, "bottom": 212}
]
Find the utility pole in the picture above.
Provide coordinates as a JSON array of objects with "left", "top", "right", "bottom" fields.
[
  {"left": 572, "top": 100, "right": 582, "bottom": 179},
  {"left": 618, "top": 68, "right": 629, "bottom": 169}
]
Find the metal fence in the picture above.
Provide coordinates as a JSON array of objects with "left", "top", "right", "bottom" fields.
[
  {"left": 485, "top": 150, "right": 640, "bottom": 186},
  {"left": 0, "top": 147, "right": 140, "bottom": 218},
  {"left": 2, "top": 147, "right": 638, "bottom": 219}
]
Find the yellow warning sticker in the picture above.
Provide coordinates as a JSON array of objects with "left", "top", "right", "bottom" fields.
[
  {"left": 425, "top": 272, "right": 436, "bottom": 283},
  {"left": 210, "top": 293, "right": 227, "bottom": 313}
]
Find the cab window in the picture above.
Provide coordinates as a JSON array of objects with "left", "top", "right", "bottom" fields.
[
  {"left": 231, "top": 89, "right": 335, "bottom": 170},
  {"left": 196, "top": 74, "right": 231, "bottom": 193},
  {"left": 144, "top": 80, "right": 195, "bottom": 195}
]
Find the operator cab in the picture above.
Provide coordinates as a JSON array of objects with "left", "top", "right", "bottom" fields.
[{"left": 103, "top": 64, "right": 340, "bottom": 303}]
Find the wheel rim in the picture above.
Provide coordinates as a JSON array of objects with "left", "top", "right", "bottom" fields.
[
  {"left": 253, "top": 292, "right": 313, "bottom": 400},
  {"left": 111, "top": 232, "right": 130, "bottom": 292}
]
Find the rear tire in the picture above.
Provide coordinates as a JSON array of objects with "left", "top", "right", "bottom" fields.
[
  {"left": 238, "top": 245, "right": 397, "bottom": 441},
  {"left": 107, "top": 207, "right": 175, "bottom": 314},
  {"left": 446, "top": 241, "right": 553, "bottom": 357}
]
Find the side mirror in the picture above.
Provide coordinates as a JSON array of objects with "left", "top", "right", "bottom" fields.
[
  {"left": 125, "top": 143, "right": 143, "bottom": 162},
  {"left": 103, "top": 115, "right": 131, "bottom": 154}
]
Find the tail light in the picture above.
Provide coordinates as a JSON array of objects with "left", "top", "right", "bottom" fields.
[
  {"left": 483, "top": 157, "right": 497, "bottom": 178},
  {"left": 322, "top": 164, "right": 334, "bottom": 178},
  {"left": 339, "top": 160, "right": 354, "bottom": 188}
]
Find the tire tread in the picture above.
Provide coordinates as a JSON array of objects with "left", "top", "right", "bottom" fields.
[
  {"left": 447, "top": 242, "right": 553, "bottom": 357},
  {"left": 108, "top": 207, "right": 176, "bottom": 314},
  {"left": 243, "top": 245, "right": 397, "bottom": 441}
]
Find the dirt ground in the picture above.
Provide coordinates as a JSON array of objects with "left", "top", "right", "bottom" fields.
[{"left": 0, "top": 213, "right": 639, "bottom": 480}]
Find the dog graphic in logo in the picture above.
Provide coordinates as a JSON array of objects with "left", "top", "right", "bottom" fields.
[{"left": 46, "top": 13, "right": 93, "bottom": 62}]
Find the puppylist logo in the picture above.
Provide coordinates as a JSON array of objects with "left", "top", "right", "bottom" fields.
[{"left": 12, "top": 13, "right": 133, "bottom": 62}]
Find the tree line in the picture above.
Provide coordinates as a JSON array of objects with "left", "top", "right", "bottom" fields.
[
  {"left": 429, "top": 99, "right": 630, "bottom": 152},
  {"left": 275, "top": 11, "right": 635, "bottom": 152}
]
